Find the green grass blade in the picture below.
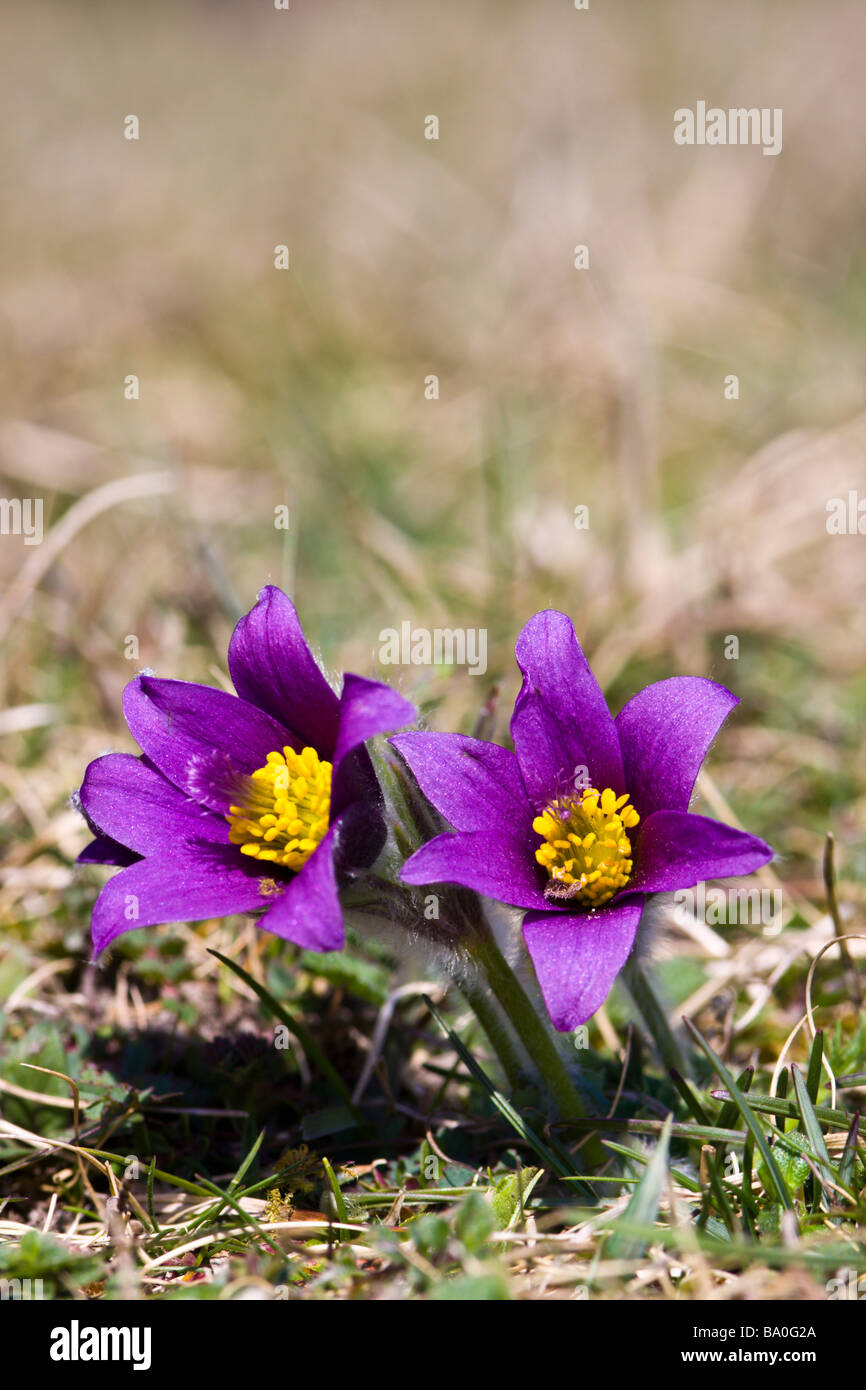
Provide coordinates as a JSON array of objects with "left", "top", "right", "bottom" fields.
[
  {"left": 835, "top": 1071, "right": 866, "bottom": 1088},
  {"left": 188, "top": 1127, "right": 268, "bottom": 1231},
  {"left": 699, "top": 1145, "right": 737, "bottom": 1237},
  {"left": 422, "top": 995, "right": 576, "bottom": 1183},
  {"left": 231, "top": 1127, "right": 266, "bottom": 1190},
  {"left": 188, "top": 1171, "right": 285, "bottom": 1254},
  {"left": 146, "top": 1156, "right": 160, "bottom": 1236},
  {"left": 602, "top": 1138, "right": 701, "bottom": 1194},
  {"left": 669, "top": 1068, "right": 710, "bottom": 1125},
  {"left": 683, "top": 1018, "right": 796, "bottom": 1216},
  {"left": 805, "top": 1031, "right": 824, "bottom": 1104},
  {"left": 774, "top": 1067, "right": 789, "bottom": 1130},
  {"left": 790, "top": 1062, "right": 834, "bottom": 1203},
  {"left": 741, "top": 1129, "right": 757, "bottom": 1235},
  {"left": 321, "top": 1156, "right": 349, "bottom": 1240},
  {"left": 82, "top": 1147, "right": 214, "bottom": 1198},
  {"left": 837, "top": 1113, "right": 860, "bottom": 1215},
  {"left": 606, "top": 1114, "right": 672, "bottom": 1259},
  {"left": 708, "top": 1090, "right": 853, "bottom": 1128},
  {"left": 558, "top": 1115, "right": 745, "bottom": 1145},
  {"left": 716, "top": 1065, "right": 753, "bottom": 1132}
]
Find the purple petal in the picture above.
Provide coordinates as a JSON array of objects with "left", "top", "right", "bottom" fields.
[
  {"left": 511, "top": 610, "right": 624, "bottom": 809},
  {"left": 257, "top": 820, "right": 344, "bottom": 951},
  {"left": 390, "top": 732, "right": 531, "bottom": 835},
  {"left": 79, "top": 753, "right": 229, "bottom": 856},
  {"left": 123, "top": 676, "right": 295, "bottom": 801},
  {"left": 90, "top": 846, "right": 275, "bottom": 954},
  {"left": 332, "top": 673, "right": 415, "bottom": 815},
  {"left": 78, "top": 835, "right": 141, "bottom": 867},
  {"left": 400, "top": 830, "right": 550, "bottom": 912},
  {"left": 615, "top": 676, "right": 739, "bottom": 818},
  {"left": 228, "top": 586, "right": 341, "bottom": 756},
  {"left": 522, "top": 899, "right": 643, "bottom": 1031},
  {"left": 333, "top": 674, "right": 415, "bottom": 769},
  {"left": 629, "top": 810, "right": 773, "bottom": 895}
]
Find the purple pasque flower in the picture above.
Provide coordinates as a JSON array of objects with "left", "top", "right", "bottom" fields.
[
  {"left": 78, "top": 586, "right": 414, "bottom": 956},
  {"left": 391, "top": 609, "right": 772, "bottom": 1032}
]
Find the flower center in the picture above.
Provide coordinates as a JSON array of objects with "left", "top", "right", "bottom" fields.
[
  {"left": 227, "top": 746, "right": 331, "bottom": 871},
  {"left": 533, "top": 786, "right": 639, "bottom": 908}
]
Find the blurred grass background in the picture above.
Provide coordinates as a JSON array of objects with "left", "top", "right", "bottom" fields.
[
  {"left": 0, "top": 0, "right": 865, "bottom": 1101},
  {"left": 1, "top": 0, "right": 865, "bottom": 908},
  {"left": 1, "top": 0, "right": 866, "bottom": 1300}
]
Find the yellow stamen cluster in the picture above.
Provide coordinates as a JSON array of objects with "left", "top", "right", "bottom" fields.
[
  {"left": 227, "top": 746, "right": 331, "bottom": 872},
  {"left": 533, "top": 786, "right": 639, "bottom": 908}
]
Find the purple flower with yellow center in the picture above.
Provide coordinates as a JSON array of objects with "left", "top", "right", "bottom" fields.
[
  {"left": 77, "top": 586, "right": 414, "bottom": 956},
  {"left": 391, "top": 610, "right": 773, "bottom": 1032}
]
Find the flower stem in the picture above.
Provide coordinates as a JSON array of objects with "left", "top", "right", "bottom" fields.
[
  {"left": 467, "top": 930, "right": 605, "bottom": 1165},
  {"left": 346, "top": 854, "right": 606, "bottom": 1165},
  {"left": 620, "top": 953, "right": 692, "bottom": 1078},
  {"left": 455, "top": 970, "right": 527, "bottom": 1094}
]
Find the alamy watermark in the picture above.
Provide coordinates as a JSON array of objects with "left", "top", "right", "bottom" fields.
[
  {"left": 826, "top": 491, "right": 866, "bottom": 534},
  {"left": 674, "top": 883, "right": 782, "bottom": 932},
  {"left": 49, "top": 1320, "right": 151, "bottom": 1370},
  {"left": 378, "top": 621, "right": 487, "bottom": 676},
  {"left": 826, "top": 1269, "right": 866, "bottom": 1300},
  {"left": 674, "top": 103, "right": 782, "bottom": 157},
  {"left": 0, "top": 497, "right": 43, "bottom": 545},
  {"left": 1, "top": 1277, "right": 45, "bottom": 1300}
]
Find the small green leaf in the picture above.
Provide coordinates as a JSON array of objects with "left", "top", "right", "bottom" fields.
[
  {"left": 488, "top": 1168, "right": 543, "bottom": 1231},
  {"left": 454, "top": 1190, "right": 498, "bottom": 1254},
  {"left": 410, "top": 1214, "right": 449, "bottom": 1258},
  {"left": 758, "top": 1130, "right": 810, "bottom": 1195},
  {"left": 756, "top": 1203, "right": 782, "bottom": 1236},
  {"left": 431, "top": 1270, "right": 512, "bottom": 1300},
  {"left": 295, "top": 950, "right": 390, "bottom": 1007}
]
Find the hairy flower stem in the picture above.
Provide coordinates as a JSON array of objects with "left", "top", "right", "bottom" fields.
[
  {"left": 620, "top": 953, "right": 692, "bottom": 1079},
  {"left": 347, "top": 874, "right": 605, "bottom": 1162},
  {"left": 464, "top": 925, "right": 605, "bottom": 1164},
  {"left": 454, "top": 969, "right": 528, "bottom": 1093},
  {"left": 345, "top": 881, "right": 527, "bottom": 1090}
]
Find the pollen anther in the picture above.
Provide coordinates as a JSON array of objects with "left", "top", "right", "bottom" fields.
[
  {"left": 533, "top": 786, "right": 639, "bottom": 908},
  {"left": 227, "top": 746, "right": 331, "bottom": 872}
]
